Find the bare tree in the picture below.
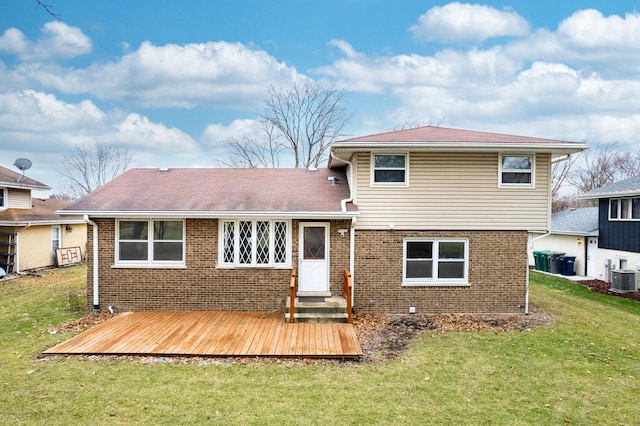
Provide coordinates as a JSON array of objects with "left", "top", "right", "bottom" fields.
[
  {"left": 567, "top": 143, "right": 637, "bottom": 193},
  {"left": 35, "top": 1, "right": 61, "bottom": 19},
  {"left": 260, "top": 82, "right": 351, "bottom": 168},
  {"left": 58, "top": 142, "right": 133, "bottom": 197},
  {"left": 218, "top": 120, "right": 286, "bottom": 168}
]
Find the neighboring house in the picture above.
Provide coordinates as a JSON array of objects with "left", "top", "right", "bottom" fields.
[
  {"left": 578, "top": 176, "right": 640, "bottom": 281},
  {"left": 529, "top": 207, "right": 599, "bottom": 277},
  {"left": 59, "top": 126, "right": 587, "bottom": 315},
  {"left": 0, "top": 165, "right": 87, "bottom": 273}
]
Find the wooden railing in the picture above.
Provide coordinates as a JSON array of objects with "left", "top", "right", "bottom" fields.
[
  {"left": 343, "top": 269, "right": 353, "bottom": 323},
  {"left": 289, "top": 268, "right": 297, "bottom": 323}
]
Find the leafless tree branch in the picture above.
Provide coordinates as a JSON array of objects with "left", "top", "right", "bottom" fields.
[
  {"left": 58, "top": 142, "right": 133, "bottom": 198},
  {"left": 35, "top": 0, "right": 61, "bottom": 19}
]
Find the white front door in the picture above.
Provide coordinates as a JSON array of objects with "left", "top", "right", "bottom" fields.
[
  {"left": 586, "top": 237, "right": 598, "bottom": 277},
  {"left": 298, "top": 223, "right": 330, "bottom": 294},
  {"left": 51, "top": 225, "right": 61, "bottom": 264}
]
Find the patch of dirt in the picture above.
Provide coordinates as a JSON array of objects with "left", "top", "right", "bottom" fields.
[
  {"left": 353, "top": 307, "right": 553, "bottom": 362},
  {"left": 43, "top": 311, "right": 113, "bottom": 335},
  {"left": 577, "top": 279, "right": 640, "bottom": 302}
]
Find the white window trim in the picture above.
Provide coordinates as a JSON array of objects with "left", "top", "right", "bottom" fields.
[
  {"left": 609, "top": 198, "right": 640, "bottom": 221},
  {"left": 499, "top": 154, "right": 535, "bottom": 188},
  {"left": 402, "top": 238, "right": 469, "bottom": 286},
  {"left": 0, "top": 187, "right": 5, "bottom": 210},
  {"left": 217, "top": 219, "right": 292, "bottom": 268},
  {"left": 370, "top": 152, "right": 409, "bottom": 187},
  {"left": 115, "top": 219, "right": 186, "bottom": 267}
]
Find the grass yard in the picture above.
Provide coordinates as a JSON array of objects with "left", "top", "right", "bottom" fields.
[{"left": 0, "top": 265, "right": 638, "bottom": 425}]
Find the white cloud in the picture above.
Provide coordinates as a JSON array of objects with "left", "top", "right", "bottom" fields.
[
  {"left": 410, "top": 2, "right": 530, "bottom": 43},
  {"left": 0, "top": 28, "right": 29, "bottom": 55},
  {"left": 0, "top": 22, "right": 91, "bottom": 61},
  {"left": 200, "top": 119, "right": 260, "bottom": 145},
  {"left": 10, "top": 40, "right": 303, "bottom": 109},
  {"left": 558, "top": 9, "right": 640, "bottom": 50},
  {"left": 0, "top": 90, "right": 198, "bottom": 155}
]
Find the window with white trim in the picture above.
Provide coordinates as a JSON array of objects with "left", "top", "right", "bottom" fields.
[
  {"left": 372, "top": 153, "right": 408, "bottom": 185},
  {"left": 609, "top": 198, "right": 640, "bottom": 220},
  {"left": 0, "top": 188, "right": 5, "bottom": 209},
  {"left": 403, "top": 238, "right": 468, "bottom": 285},
  {"left": 499, "top": 154, "right": 534, "bottom": 187},
  {"left": 116, "top": 219, "right": 185, "bottom": 265},
  {"left": 219, "top": 220, "right": 290, "bottom": 267}
]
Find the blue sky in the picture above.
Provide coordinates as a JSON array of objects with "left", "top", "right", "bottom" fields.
[{"left": 1, "top": 1, "right": 639, "bottom": 194}]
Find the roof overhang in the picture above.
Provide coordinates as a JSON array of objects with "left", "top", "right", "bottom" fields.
[
  {"left": 58, "top": 210, "right": 359, "bottom": 220},
  {"left": 0, "top": 218, "right": 86, "bottom": 227},
  {"left": 329, "top": 142, "right": 588, "bottom": 167},
  {"left": 1, "top": 182, "right": 51, "bottom": 191},
  {"left": 578, "top": 190, "right": 640, "bottom": 200}
]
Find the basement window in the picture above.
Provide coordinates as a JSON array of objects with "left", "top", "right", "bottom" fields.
[{"left": 403, "top": 238, "right": 469, "bottom": 286}]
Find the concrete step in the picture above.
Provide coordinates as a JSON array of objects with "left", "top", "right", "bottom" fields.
[
  {"left": 285, "top": 296, "right": 349, "bottom": 323},
  {"left": 284, "top": 312, "right": 349, "bottom": 323}
]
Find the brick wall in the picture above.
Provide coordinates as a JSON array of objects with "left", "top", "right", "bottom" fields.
[
  {"left": 86, "top": 218, "right": 352, "bottom": 312},
  {"left": 352, "top": 230, "right": 528, "bottom": 314}
]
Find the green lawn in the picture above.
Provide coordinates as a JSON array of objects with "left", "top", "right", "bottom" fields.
[{"left": 1, "top": 266, "right": 638, "bottom": 425}]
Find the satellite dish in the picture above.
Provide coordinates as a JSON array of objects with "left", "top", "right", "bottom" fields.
[
  {"left": 14, "top": 158, "right": 32, "bottom": 183},
  {"left": 14, "top": 158, "right": 32, "bottom": 171}
]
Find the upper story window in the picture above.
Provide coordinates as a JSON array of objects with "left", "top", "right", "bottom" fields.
[
  {"left": 499, "top": 154, "right": 534, "bottom": 187},
  {"left": 371, "top": 153, "right": 408, "bottom": 186},
  {"left": 116, "top": 219, "right": 185, "bottom": 266},
  {"left": 609, "top": 198, "right": 640, "bottom": 221},
  {"left": 0, "top": 188, "right": 5, "bottom": 209},
  {"left": 219, "top": 219, "right": 290, "bottom": 267}
]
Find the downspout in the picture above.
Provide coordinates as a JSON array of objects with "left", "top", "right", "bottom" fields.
[
  {"left": 526, "top": 232, "right": 551, "bottom": 315},
  {"left": 330, "top": 150, "right": 356, "bottom": 308},
  {"left": 84, "top": 215, "right": 99, "bottom": 312}
]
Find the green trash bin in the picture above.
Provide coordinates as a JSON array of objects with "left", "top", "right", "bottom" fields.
[
  {"left": 539, "top": 250, "right": 550, "bottom": 272},
  {"left": 532, "top": 250, "right": 543, "bottom": 270}
]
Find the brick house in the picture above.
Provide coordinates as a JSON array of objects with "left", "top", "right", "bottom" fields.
[{"left": 59, "top": 126, "right": 587, "bottom": 315}]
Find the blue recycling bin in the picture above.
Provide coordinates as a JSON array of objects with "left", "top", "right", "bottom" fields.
[{"left": 560, "top": 256, "right": 576, "bottom": 276}]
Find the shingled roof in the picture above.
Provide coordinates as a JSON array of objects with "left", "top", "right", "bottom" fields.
[
  {"left": 550, "top": 207, "right": 599, "bottom": 236},
  {"left": 579, "top": 176, "right": 640, "bottom": 199},
  {"left": 0, "top": 198, "right": 84, "bottom": 225},
  {"left": 0, "top": 164, "right": 50, "bottom": 190},
  {"left": 329, "top": 126, "right": 587, "bottom": 166},
  {"left": 60, "top": 168, "right": 356, "bottom": 218}
]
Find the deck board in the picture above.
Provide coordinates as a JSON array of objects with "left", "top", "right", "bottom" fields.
[{"left": 43, "top": 311, "right": 362, "bottom": 359}]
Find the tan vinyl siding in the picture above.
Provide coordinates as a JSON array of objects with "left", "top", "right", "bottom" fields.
[
  {"left": 354, "top": 152, "right": 550, "bottom": 231},
  {"left": 7, "top": 188, "right": 31, "bottom": 209}
]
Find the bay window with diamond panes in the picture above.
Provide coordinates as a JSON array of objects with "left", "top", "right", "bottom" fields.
[{"left": 219, "top": 220, "right": 290, "bottom": 267}]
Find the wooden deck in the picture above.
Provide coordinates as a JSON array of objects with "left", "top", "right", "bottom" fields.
[{"left": 43, "top": 311, "right": 362, "bottom": 360}]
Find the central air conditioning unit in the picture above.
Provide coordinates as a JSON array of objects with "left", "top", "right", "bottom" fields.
[{"left": 610, "top": 270, "right": 638, "bottom": 293}]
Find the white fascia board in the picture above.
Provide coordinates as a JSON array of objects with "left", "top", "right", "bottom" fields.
[
  {"left": 578, "top": 191, "right": 640, "bottom": 200},
  {"left": 58, "top": 210, "right": 359, "bottom": 220},
  {"left": 331, "top": 142, "right": 588, "bottom": 156}
]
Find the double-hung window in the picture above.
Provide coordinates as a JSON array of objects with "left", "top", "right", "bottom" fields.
[
  {"left": 0, "top": 188, "right": 5, "bottom": 209},
  {"left": 500, "top": 154, "right": 534, "bottom": 187},
  {"left": 403, "top": 238, "right": 468, "bottom": 285},
  {"left": 219, "top": 220, "right": 290, "bottom": 267},
  {"left": 372, "top": 153, "right": 408, "bottom": 185},
  {"left": 117, "top": 219, "right": 184, "bottom": 265},
  {"left": 609, "top": 198, "right": 640, "bottom": 220}
]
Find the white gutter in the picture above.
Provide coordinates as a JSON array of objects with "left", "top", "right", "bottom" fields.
[
  {"left": 330, "top": 150, "right": 356, "bottom": 308},
  {"left": 525, "top": 232, "right": 551, "bottom": 314},
  {"left": 84, "top": 215, "right": 100, "bottom": 312}
]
